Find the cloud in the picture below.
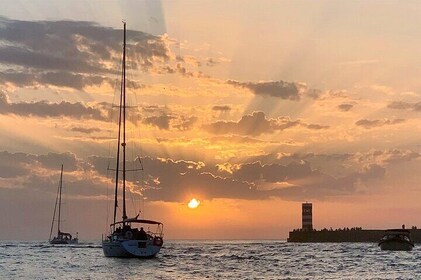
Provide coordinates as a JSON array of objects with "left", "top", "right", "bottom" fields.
[
  {"left": 0, "top": 150, "right": 404, "bottom": 203},
  {"left": 0, "top": 71, "right": 113, "bottom": 90},
  {"left": 355, "top": 118, "right": 405, "bottom": 129},
  {"left": 0, "top": 17, "right": 169, "bottom": 90},
  {"left": 209, "top": 135, "right": 265, "bottom": 144},
  {"left": 0, "top": 151, "right": 81, "bottom": 179},
  {"left": 304, "top": 124, "right": 330, "bottom": 130},
  {"left": 142, "top": 114, "right": 174, "bottom": 130},
  {"left": 338, "top": 103, "right": 354, "bottom": 111},
  {"left": 70, "top": 126, "right": 102, "bottom": 134},
  {"left": 205, "top": 57, "right": 231, "bottom": 67},
  {"left": 0, "top": 92, "right": 107, "bottom": 120},
  {"left": 173, "top": 116, "right": 198, "bottom": 131},
  {"left": 387, "top": 101, "right": 421, "bottom": 112},
  {"left": 212, "top": 105, "right": 231, "bottom": 112},
  {"left": 355, "top": 149, "right": 420, "bottom": 165},
  {"left": 203, "top": 111, "right": 328, "bottom": 136},
  {"left": 230, "top": 161, "right": 386, "bottom": 200},
  {"left": 94, "top": 155, "right": 380, "bottom": 201},
  {"left": 227, "top": 80, "right": 302, "bottom": 100}
]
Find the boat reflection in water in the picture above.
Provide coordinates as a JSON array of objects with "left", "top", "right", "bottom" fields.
[{"left": 378, "top": 229, "right": 414, "bottom": 251}]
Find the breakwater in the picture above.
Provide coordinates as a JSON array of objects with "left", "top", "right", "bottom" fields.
[{"left": 288, "top": 228, "right": 421, "bottom": 243}]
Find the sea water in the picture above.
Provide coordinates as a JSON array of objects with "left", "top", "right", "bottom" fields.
[{"left": 0, "top": 240, "right": 419, "bottom": 279}]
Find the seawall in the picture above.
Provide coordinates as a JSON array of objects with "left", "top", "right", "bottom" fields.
[{"left": 288, "top": 229, "right": 421, "bottom": 243}]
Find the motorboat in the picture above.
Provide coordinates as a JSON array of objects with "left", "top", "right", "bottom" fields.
[{"left": 378, "top": 229, "right": 414, "bottom": 251}]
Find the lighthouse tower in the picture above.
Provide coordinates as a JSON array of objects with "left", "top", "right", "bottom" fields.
[{"left": 302, "top": 202, "right": 313, "bottom": 231}]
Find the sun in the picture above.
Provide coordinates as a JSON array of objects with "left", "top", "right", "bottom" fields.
[{"left": 188, "top": 198, "right": 200, "bottom": 209}]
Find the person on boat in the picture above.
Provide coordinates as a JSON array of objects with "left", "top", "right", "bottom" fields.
[
  {"left": 123, "top": 224, "right": 131, "bottom": 232},
  {"left": 139, "top": 227, "right": 148, "bottom": 240}
]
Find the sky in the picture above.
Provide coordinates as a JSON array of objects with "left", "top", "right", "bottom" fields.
[{"left": 0, "top": 0, "right": 421, "bottom": 240}]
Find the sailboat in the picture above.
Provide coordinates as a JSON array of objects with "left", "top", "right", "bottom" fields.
[
  {"left": 49, "top": 164, "right": 79, "bottom": 244},
  {"left": 102, "top": 22, "right": 164, "bottom": 258}
]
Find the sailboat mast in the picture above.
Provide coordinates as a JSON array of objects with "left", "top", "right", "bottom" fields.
[
  {"left": 57, "top": 164, "right": 63, "bottom": 234},
  {"left": 122, "top": 22, "right": 128, "bottom": 221},
  {"left": 49, "top": 168, "right": 61, "bottom": 240}
]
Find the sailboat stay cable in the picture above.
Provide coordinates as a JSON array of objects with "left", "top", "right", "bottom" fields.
[{"left": 112, "top": 28, "right": 125, "bottom": 227}]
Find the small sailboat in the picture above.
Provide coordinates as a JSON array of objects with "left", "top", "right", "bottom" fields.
[
  {"left": 378, "top": 229, "right": 414, "bottom": 251},
  {"left": 49, "top": 164, "right": 79, "bottom": 244},
  {"left": 102, "top": 22, "right": 164, "bottom": 258}
]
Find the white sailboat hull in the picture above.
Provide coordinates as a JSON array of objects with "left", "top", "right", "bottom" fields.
[
  {"left": 102, "top": 239, "right": 162, "bottom": 258},
  {"left": 50, "top": 238, "right": 78, "bottom": 245}
]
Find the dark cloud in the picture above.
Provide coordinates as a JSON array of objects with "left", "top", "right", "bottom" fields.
[
  {"left": 209, "top": 135, "right": 265, "bottom": 144},
  {"left": 227, "top": 80, "right": 301, "bottom": 100},
  {"left": 142, "top": 105, "right": 162, "bottom": 113},
  {"left": 355, "top": 118, "right": 405, "bottom": 129},
  {"left": 338, "top": 103, "right": 354, "bottom": 111},
  {"left": 22, "top": 172, "right": 107, "bottom": 198},
  {"left": 0, "top": 92, "right": 107, "bottom": 120},
  {"left": 0, "top": 150, "right": 406, "bottom": 203},
  {"left": 0, "top": 151, "right": 81, "bottom": 179},
  {"left": 212, "top": 105, "right": 231, "bottom": 112},
  {"left": 38, "top": 72, "right": 112, "bottom": 90},
  {"left": 206, "top": 58, "right": 217, "bottom": 67},
  {"left": 0, "top": 70, "right": 140, "bottom": 91},
  {"left": 70, "top": 126, "right": 102, "bottom": 134},
  {"left": 203, "top": 111, "right": 328, "bottom": 136},
  {"left": 242, "top": 149, "right": 421, "bottom": 182},
  {"left": 203, "top": 112, "right": 273, "bottom": 136},
  {"left": 90, "top": 155, "right": 378, "bottom": 201},
  {"left": 356, "top": 149, "right": 420, "bottom": 165},
  {"left": 142, "top": 114, "right": 174, "bottom": 130},
  {"left": 173, "top": 116, "right": 198, "bottom": 131},
  {"left": 90, "top": 156, "right": 265, "bottom": 201},
  {"left": 230, "top": 161, "right": 386, "bottom": 200},
  {"left": 0, "top": 18, "right": 168, "bottom": 90},
  {"left": 387, "top": 101, "right": 421, "bottom": 112},
  {"left": 304, "top": 124, "right": 330, "bottom": 130}
]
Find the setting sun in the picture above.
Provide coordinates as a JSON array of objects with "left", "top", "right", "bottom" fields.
[{"left": 188, "top": 198, "right": 200, "bottom": 209}]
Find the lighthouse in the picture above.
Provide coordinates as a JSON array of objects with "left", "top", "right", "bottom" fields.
[{"left": 302, "top": 202, "right": 313, "bottom": 231}]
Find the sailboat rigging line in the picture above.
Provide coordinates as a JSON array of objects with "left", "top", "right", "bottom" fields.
[
  {"left": 57, "top": 164, "right": 64, "bottom": 233},
  {"left": 112, "top": 25, "right": 125, "bottom": 229},
  {"left": 106, "top": 164, "right": 109, "bottom": 233},
  {"left": 106, "top": 47, "right": 123, "bottom": 231}
]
